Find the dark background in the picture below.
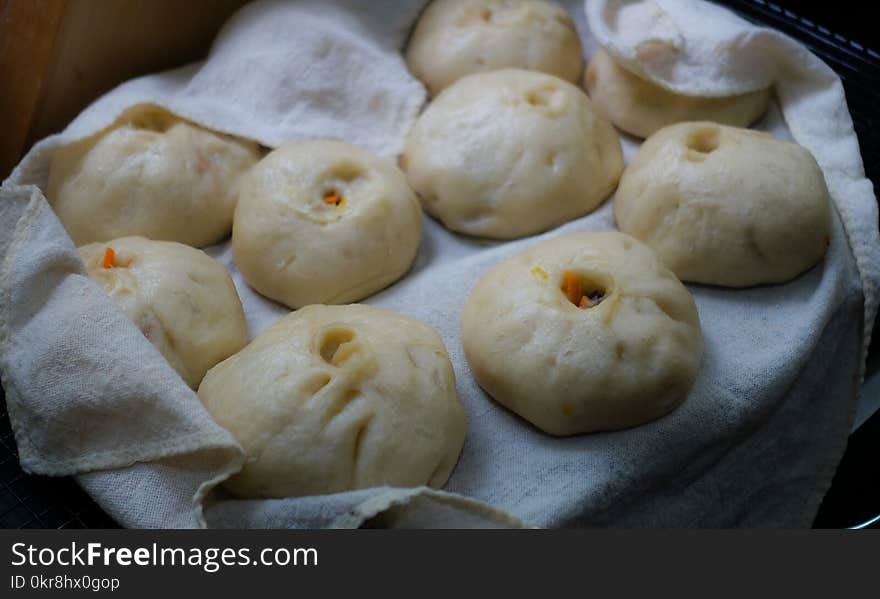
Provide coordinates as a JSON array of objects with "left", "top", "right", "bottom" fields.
[{"left": 767, "top": 1, "right": 876, "bottom": 48}]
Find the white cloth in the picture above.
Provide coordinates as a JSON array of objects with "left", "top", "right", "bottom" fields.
[{"left": 0, "top": 0, "right": 876, "bottom": 528}]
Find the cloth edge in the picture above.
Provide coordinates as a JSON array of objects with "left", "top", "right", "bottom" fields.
[{"left": 329, "top": 487, "right": 534, "bottom": 529}]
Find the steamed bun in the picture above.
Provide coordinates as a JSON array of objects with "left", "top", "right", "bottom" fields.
[
  {"left": 79, "top": 236, "right": 248, "bottom": 388},
  {"left": 614, "top": 122, "right": 832, "bottom": 287},
  {"left": 198, "top": 305, "right": 467, "bottom": 498},
  {"left": 403, "top": 69, "right": 623, "bottom": 239},
  {"left": 407, "top": 0, "right": 583, "bottom": 96},
  {"left": 48, "top": 105, "right": 260, "bottom": 247},
  {"left": 232, "top": 140, "right": 423, "bottom": 309},
  {"left": 584, "top": 49, "right": 771, "bottom": 138},
  {"left": 462, "top": 232, "right": 702, "bottom": 435}
]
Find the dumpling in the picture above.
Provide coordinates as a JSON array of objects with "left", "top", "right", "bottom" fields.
[
  {"left": 462, "top": 232, "right": 702, "bottom": 435},
  {"left": 48, "top": 105, "right": 260, "bottom": 247},
  {"left": 198, "top": 305, "right": 467, "bottom": 498},
  {"left": 403, "top": 69, "right": 623, "bottom": 239},
  {"left": 232, "top": 140, "right": 423, "bottom": 308},
  {"left": 614, "top": 122, "right": 831, "bottom": 286},
  {"left": 80, "top": 236, "right": 248, "bottom": 388}
]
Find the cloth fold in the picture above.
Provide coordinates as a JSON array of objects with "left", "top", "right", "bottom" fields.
[{"left": 1, "top": 0, "right": 877, "bottom": 528}]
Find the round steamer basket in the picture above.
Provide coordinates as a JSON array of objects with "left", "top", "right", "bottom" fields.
[{"left": 1, "top": 0, "right": 878, "bottom": 529}]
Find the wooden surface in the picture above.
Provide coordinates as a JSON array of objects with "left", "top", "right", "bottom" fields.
[
  {"left": 0, "top": 0, "right": 250, "bottom": 178},
  {"left": 0, "top": 0, "right": 67, "bottom": 178}
]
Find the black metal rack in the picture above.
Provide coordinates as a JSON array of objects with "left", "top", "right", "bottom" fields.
[
  {"left": 0, "top": 400, "right": 117, "bottom": 528},
  {"left": 1, "top": 0, "right": 878, "bottom": 529}
]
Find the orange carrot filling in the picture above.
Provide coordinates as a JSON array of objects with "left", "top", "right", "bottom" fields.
[
  {"left": 323, "top": 190, "right": 344, "bottom": 206},
  {"left": 563, "top": 271, "right": 596, "bottom": 309},
  {"left": 102, "top": 247, "right": 115, "bottom": 269},
  {"left": 563, "top": 271, "right": 581, "bottom": 306}
]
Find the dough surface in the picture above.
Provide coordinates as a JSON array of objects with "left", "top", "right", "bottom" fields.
[
  {"left": 614, "top": 122, "right": 832, "bottom": 287},
  {"left": 79, "top": 236, "right": 248, "bottom": 388},
  {"left": 403, "top": 69, "right": 623, "bottom": 239},
  {"left": 584, "top": 49, "right": 771, "bottom": 138},
  {"left": 233, "top": 140, "right": 423, "bottom": 309},
  {"left": 198, "top": 305, "right": 467, "bottom": 498},
  {"left": 462, "top": 232, "right": 702, "bottom": 436},
  {"left": 48, "top": 104, "right": 260, "bottom": 247},
  {"left": 406, "top": 0, "right": 583, "bottom": 96}
]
